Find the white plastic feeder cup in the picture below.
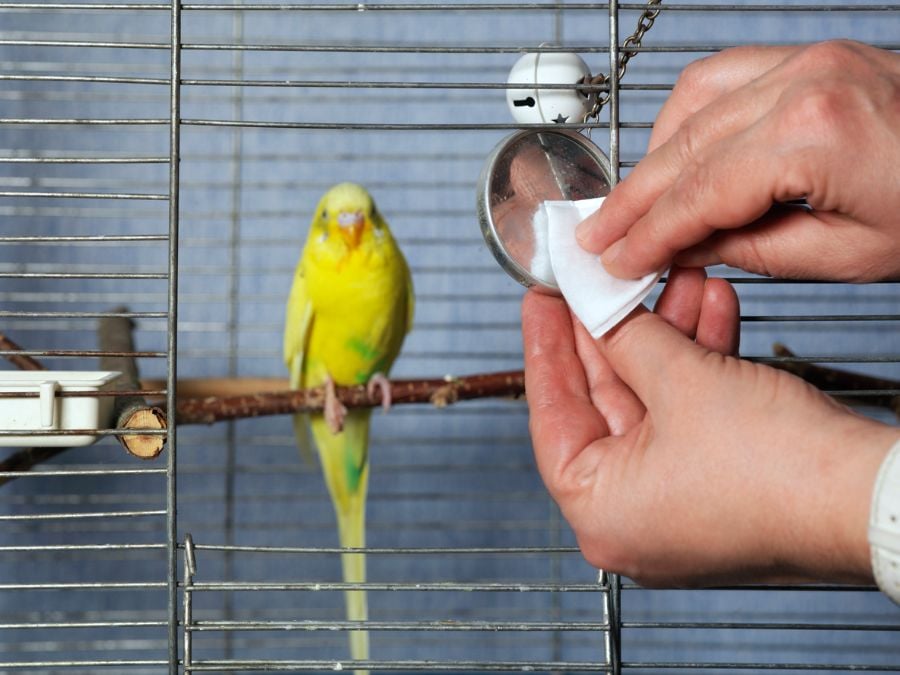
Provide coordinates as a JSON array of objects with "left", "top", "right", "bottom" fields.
[
  {"left": 506, "top": 50, "right": 594, "bottom": 125},
  {"left": 0, "top": 371, "right": 118, "bottom": 446}
]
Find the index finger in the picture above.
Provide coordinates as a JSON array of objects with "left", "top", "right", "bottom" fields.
[
  {"left": 522, "top": 291, "right": 609, "bottom": 497},
  {"left": 576, "top": 47, "right": 797, "bottom": 259},
  {"left": 649, "top": 46, "right": 799, "bottom": 152}
]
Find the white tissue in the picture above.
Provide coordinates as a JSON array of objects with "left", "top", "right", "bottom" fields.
[
  {"left": 529, "top": 205, "right": 555, "bottom": 284},
  {"left": 540, "top": 197, "right": 661, "bottom": 339}
]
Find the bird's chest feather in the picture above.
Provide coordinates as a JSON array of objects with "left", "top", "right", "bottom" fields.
[{"left": 304, "top": 248, "right": 407, "bottom": 386}]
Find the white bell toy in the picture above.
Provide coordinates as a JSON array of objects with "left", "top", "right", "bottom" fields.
[{"left": 506, "top": 50, "right": 594, "bottom": 125}]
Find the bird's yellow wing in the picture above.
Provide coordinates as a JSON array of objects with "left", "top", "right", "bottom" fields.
[
  {"left": 404, "top": 263, "right": 415, "bottom": 335},
  {"left": 283, "top": 259, "right": 313, "bottom": 384},
  {"left": 373, "top": 208, "right": 415, "bottom": 337},
  {"left": 284, "top": 258, "right": 315, "bottom": 463}
]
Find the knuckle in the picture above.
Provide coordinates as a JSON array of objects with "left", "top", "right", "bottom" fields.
[
  {"left": 673, "top": 157, "right": 707, "bottom": 198},
  {"left": 673, "top": 57, "right": 713, "bottom": 97},
  {"left": 673, "top": 46, "right": 759, "bottom": 100},
  {"left": 775, "top": 81, "right": 850, "bottom": 150},
  {"left": 672, "top": 50, "right": 736, "bottom": 101},
  {"left": 796, "top": 83, "right": 847, "bottom": 128},
  {"left": 714, "top": 224, "right": 780, "bottom": 279},
  {"left": 670, "top": 117, "right": 704, "bottom": 169},
  {"left": 669, "top": 158, "right": 715, "bottom": 223},
  {"left": 791, "top": 39, "right": 865, "bottom": 76},
  {"left": 774, "top": 42, "right": 877, "bottom": 147}
]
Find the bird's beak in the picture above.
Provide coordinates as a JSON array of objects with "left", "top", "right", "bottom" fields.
[{"left": 337, "top": 211, "right": 365, "bottom": 249}]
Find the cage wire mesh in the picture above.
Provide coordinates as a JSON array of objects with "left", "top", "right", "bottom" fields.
[{"left": 0, "top": 0, "right": 898, "bottom": 673}]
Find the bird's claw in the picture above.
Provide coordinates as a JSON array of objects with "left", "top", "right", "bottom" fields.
[
  {"left": 324, "top": 375, "right": 347, "bottom": 434},
  {"left": 367, "top": 372, "right": 392, "bottom": 412}
]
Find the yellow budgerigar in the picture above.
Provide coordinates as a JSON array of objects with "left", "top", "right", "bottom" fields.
[{"left": 284, "top": 183, "right": 414, "bottom": 673}]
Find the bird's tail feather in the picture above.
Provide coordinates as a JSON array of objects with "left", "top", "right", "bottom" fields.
[
  {"left": 311, "top": 411, "right": 371, "bottom": 675},
  {"left": 289, "top": 354, "right": 315, "bottom": 466},
  {"left": 338, "top": 506, "right": 369, "bottom": 675},
  {"left": 291, "top": 412, "right": 316, "bottom": 466}
]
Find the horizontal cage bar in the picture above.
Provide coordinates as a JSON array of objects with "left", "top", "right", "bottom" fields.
[
  {"left": 188, "top": 544, "right": 583, "bottom": 554},
  {"left": 186, "top": 619, "right": 611, "bottom": 632},
  {"left": 186, "top": 581, "right": 607, "bottom": 592},
  {"left": 170, "top": 1, "right": 900, "bottom": 10},
  {"left": 185, "top": 660, "right": 613, "bottom": 672}
]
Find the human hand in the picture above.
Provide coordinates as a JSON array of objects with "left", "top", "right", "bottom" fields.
[
  {"left": 575, "top": 41, "right": 900, "bottom": 283},
  {"left": 522, "top": 267, "right": 899, "bottom": 586}
]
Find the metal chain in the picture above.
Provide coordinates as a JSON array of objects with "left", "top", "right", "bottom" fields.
[{"left": 586, "top": 0, "right": 662, "bottom": 120}]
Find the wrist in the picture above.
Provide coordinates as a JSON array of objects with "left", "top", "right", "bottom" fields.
[
  {"left": 787, "top": 416, "right": 897, "bottom": 584},
  {"left": 835, "top": 422, "right": 898, "bottom": 583}
]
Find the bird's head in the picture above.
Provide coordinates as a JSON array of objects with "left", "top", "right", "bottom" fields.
[{"left": 312, "top": 182, "right": 383, "bottom": 252}]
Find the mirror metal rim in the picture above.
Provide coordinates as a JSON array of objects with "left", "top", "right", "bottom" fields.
[{"left": 477, "top": 128, "right": 613, "bottom": 294}]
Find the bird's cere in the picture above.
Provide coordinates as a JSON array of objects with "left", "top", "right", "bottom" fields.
[{"left": 337, "top": 211, "right": 365, "bottom": 228}]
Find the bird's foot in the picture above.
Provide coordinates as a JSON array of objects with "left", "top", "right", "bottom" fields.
[
  {"left": 366, "top": 372, "right": 392, "bottom": 412},
  {"left": 324, "top": 375, "right": 348, "bottom": 434}
]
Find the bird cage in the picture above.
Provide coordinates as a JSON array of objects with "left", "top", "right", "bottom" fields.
[{"left": 0, "top": 1, "right": 898, "bottom": 674}]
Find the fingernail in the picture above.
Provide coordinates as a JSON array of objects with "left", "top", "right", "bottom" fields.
[{"left": 601, "top": 239, "right": 625, "bottom": 268}]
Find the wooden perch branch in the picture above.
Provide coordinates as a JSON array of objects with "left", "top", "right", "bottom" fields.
[
  {"left": 142, "top": 377, "right": 289, "bottom": 400},
  {"left": 170, "top": 347, "right": 900, "bottom": 425},
  {"left": 99, "top": 309, "right": 166, "bottom": 459},
  {"left": 1, "top": 328, "right": 897, "bottom": 487},
  {"left": 0, "top": 332, "right": 46, "bottom": 372},
  {"left": 175, "top": 371, "right": 526, "bottom": 425}
]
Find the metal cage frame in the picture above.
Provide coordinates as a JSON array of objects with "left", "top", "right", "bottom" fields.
[{"left": 0, "top": 1, "right": 898, "bottom": 673}]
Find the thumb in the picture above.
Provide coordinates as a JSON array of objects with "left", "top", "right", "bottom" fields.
[
  {"left": 598, "top": 306, "right": 710, "bottom": 410},
  {"left": 682, "top": 208, "right": 894, "bottom": 283}
]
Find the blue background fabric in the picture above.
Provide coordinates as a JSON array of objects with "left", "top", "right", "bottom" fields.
[{"left": 0, "top": 1, "right": 898, "bottom": 672}]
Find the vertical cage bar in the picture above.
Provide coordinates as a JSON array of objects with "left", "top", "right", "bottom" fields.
[
  {"left": 607, "top": 2, "right": 622, "bottom": 674},
  {"left": 168, "top": 0, "right": 183, "bottom": 672},
  {"left": 222, "top": 10, "right": 246, "bottom": 661},
  {"left": 184, "top": 535, "right": 196, "bottom": 673},
  {"left": 551, "top": 8, "right": 567, "bottom": 669},
  {"left": 608, "top": 571, "right": 622, "bottom": 674},
  {"left": 550, "top": 503, "right": 563, "bottom": 669},
  {"left": 608, "top": 0, "right": 621, "bottom": 186}
]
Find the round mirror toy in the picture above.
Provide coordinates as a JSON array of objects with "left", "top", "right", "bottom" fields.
[
  {"left": 477, "top": 128, "right": 613, "bottom": 294},
  {"left": 477, "top": 13, "right": 665, "bottom": 334}
]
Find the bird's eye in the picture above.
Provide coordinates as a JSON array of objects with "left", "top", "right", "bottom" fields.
[{"left": 321, "top": 210, "right": 328, "bottom": 220}]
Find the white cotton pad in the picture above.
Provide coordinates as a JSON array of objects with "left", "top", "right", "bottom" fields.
[
  {"left": 542, "top": 197, "right": 662, "bottom": 339},
  {"left": 529, "top": 204, "right": 556, "bottom": 285}
]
